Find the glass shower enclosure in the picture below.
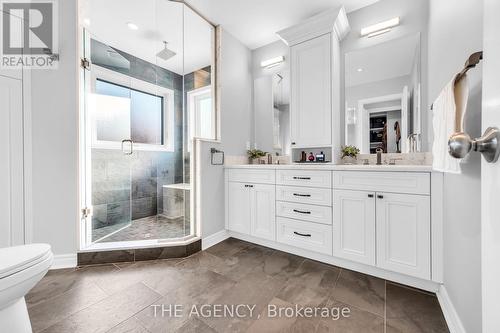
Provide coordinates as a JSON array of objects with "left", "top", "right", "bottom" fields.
[{"left": 79, "top": 0, "right": 215, "bottom": 249}]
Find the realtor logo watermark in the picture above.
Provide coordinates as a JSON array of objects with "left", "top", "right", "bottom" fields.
[{"left": 1, "top": 0, "right": 58, "bottom": 69}]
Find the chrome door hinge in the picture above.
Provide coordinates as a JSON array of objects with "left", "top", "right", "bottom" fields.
[
  {"left": 82, "top": 207, "right": 92, "bottom": 219},
  {"left": 80, "top": 58, "right": 90, "bottom": 70}
]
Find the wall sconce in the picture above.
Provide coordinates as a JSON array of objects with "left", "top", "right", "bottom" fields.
[
  {"left": 360, "top": 17, "right": 400, "bottom": 38},
  {"left": 261, "top": 56, "right": 285, "bottom": 69}
]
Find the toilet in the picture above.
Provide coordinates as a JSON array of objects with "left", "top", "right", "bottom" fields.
[{"left": 0, "top": 244, "right": 53, "bottom": 333}]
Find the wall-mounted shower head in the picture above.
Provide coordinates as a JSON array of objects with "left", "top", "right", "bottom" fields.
[{"left": 157, "top": 41, "right": 176, "bottom": 61}]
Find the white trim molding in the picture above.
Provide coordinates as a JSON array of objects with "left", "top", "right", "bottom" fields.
[
  {"left": 51, "top": 254, "right": 78, "bottom": 270},
  {"left": 436, "top": 285, "right": 466, "bottom": 333},
  {"left": 202, "top": 230, "right": 229, "bottom": 250}
]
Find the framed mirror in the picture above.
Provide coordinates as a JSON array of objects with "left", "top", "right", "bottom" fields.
[{"left": 344, "top": 33, "right": 423, "bottom": 154}]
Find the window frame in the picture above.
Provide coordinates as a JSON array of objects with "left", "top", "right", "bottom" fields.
[
  {"left": 90, "top": 65, "right": 175, "bottom": 152},
  {"left": 187, "top": 85, "right": 214, "bottom": 147}
]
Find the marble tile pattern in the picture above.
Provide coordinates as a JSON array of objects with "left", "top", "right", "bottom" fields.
[{"left": 28, "top": 239, "right": 449, "bottom": 333}]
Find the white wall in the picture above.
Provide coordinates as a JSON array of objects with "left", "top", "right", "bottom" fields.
[
  {"left": 428, "top": 0, "right": 483, "bottom": 332},
  {"left": 199, "top": 29, "right": 253, "bottom": 239},
  {"left": 341, "top": 0, "right": 429, "bottom": 149},
  {"left": 30, "top": 0, "right": 79, "bottom": 256}
]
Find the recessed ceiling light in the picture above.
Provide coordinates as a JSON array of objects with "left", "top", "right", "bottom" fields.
[
  {"left": 361, "top": 17, "right": 400, "bottom": 37},
  {"left": 127, "top": 22, "right": 139, "bottom": 30},
  {"left": 83, "top": 18, "right": 91, "bottom": 26},
  {"left": 357, "top": 68, "right": 363, "bottom": 72}
]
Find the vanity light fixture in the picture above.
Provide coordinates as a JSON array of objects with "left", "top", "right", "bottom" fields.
[
  {"left": 360, "top": 17, "right": 400, "bottom": 37},
  {"left": 357, "top": 68, "right": 363, "bottom": 72},
  {"left": 127, "top": 22, "right": 139, "bottom": 30},
  {"left": 261, "top": 56, "right": 285, "bottom": 69}
]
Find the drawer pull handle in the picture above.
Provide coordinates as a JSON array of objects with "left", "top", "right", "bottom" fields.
[
  {"left": 368, "top": 194, "right": 374, "bottom": 198},
  {"left": 294, "top": 231, "right": 312, "bottom": 237},
  {"left": 293, "top": 209, "right": 311, "bottom": 215},
  {"left": 293, "top": 177, "right": 311, "bottom": 180},
  {"left": 293, "top": 193, "right": 311, "bottom": 197},
  {"left": 244, "top": 185, "right": 254, "bottom": 188},
  {"left": 377, "top": 195, "right": 384, "bottom": 199}
]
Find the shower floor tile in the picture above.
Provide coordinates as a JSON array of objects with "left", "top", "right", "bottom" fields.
[{"left": 94, "top": 215, "right": 190, "bottom": 243}]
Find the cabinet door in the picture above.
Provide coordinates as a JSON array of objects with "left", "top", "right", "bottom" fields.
[
  {"left": 250, "top": 184, "right": 276, "bottom": 241},
  {"left": 333, "top": 190, "right": 376, "bottom": 265},
  {"left": 0, "top": 76, "right": 23, "bottom": 247},
  {"left": 376, "top": 193, "right": 431, "bottom": 279},
  {"left": 290, "top": 33, "right": 332, "bottom": 147},
  {"left": 227, "top": 182, "right": 251, "bottom": 234}
]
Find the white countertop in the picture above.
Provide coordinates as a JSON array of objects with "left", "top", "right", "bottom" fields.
[{"left": 224, "top": 163, "right": 434, "bottom": 172}]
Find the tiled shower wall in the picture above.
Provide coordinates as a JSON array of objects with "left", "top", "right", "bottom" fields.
[
  {"left": 91, "top": 40, "right": 184, "bottom": 234},
  {"left": 91, "top": 150, "right": 183, "bottom": 230}
]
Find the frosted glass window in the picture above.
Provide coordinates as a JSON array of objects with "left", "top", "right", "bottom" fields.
[{"left": 95, "top": 79, "right": 165, "bottom": 146}]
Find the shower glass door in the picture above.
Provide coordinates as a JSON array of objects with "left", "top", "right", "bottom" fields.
[{"left": 82, "top": 29, "right": 134, "bottom": 245}]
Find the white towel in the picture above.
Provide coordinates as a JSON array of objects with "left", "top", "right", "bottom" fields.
[{"left": 431, "top": 77, "right": 467, "bottom": 174}]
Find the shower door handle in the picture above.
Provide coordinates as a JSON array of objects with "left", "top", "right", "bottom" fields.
[{"left": 121, "top": 139, "right": 133, "bottom": 155}]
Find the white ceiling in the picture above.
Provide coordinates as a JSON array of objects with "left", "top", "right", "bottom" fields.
[
  {"left": 187, "top": 0, "right": 380, "bottom": 50},
  {"left": 80, "top": 0, "right": 213, "bottom": 75},
  {"left": 345, "top": 34, "right": 419, "bottom": 87}
]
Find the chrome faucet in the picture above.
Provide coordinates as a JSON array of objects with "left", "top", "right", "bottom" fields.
[{"left": 407, "top": 134, "right": 419, "bottom": 153}]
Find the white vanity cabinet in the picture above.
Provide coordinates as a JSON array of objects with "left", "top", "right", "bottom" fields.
[
  {"left": 333, "top": 171, "right": 431, "bottom": 279},
  {"left": 277, "top": 8, "right": 349, "bottom": 150},
  {"left": 224, "top": 166, "right": 441, "bottom": 290},
  {"left": 290, "top": 34, "right": 332, "bottom": 147},
  {"left": 376, "top": 192, "right": 431, "bottom": 279},
  {"left": 333, "top": 190, "right": 376, "bottom": 266},
  {"left": 226, "top": 169, "right": 276, "bottom": 241}
]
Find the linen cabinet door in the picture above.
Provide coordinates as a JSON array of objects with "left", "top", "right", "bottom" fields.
[
  {"left": 250, "top": 184, "right": 276, "bottom": 241},
  {"left": 227, "top": 182, "right": 251, "bottom": 235},
  {"left": 290, "top": 33, "right": 332, "bottom": 147},
  {"left": 376, "top": 193, "right": 431, "bottom": 279},
  {"left": 333, "top": 190, "right": 376, "bottom": 265}
]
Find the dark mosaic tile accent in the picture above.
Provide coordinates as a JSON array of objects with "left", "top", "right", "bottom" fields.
[
  {"left": 135, "top": 246, "right": 187, "bottom": 261},
  {"left": 78, "top": 249, "right": 135, "bottom": 266},
  {"left": 77, "top": 241, "right": 201, "bottom": 266},
  {"left": 186, "top": 239, "right": 202, "bottom": 256}
]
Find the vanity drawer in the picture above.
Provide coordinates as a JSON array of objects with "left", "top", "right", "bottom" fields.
[
  {"left": 276, "top": 186, "right": 332, "bottom": 206},
  {"left": 227, "top": 168, "right": 276, "bottom": 184},
  {"left": 277, "top": 217, "right": 333, "bottom": 255},
  {"left": 277, "top": 170, "right": 332, "bottom": 188},
  {"left": 276, "top": 201, "right": 332, "bottom": 225},
  {"left": 333, "top": 171, "right": 430, "bottom": 195}
]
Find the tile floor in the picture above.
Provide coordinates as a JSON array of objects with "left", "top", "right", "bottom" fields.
[
  {"left": 93, "top": 215, "right": 190, "bottom": 243},
  {"left": 27, "top": 238, "right": 449, "bottom": 333}
]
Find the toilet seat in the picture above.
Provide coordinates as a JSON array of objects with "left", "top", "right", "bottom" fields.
[{"left": 0, "top": 244, "right": 52, "bottom": 279}]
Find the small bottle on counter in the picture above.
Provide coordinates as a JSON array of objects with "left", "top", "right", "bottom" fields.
[
  {"left": 316, "top": 151, "right": 325, "bottom": 162},
  {"left": 308, "top": 152, "right": 315, "bottom": 162}
]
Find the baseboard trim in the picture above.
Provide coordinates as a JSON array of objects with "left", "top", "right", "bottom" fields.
[
  {"left": 202, "top": 230, "right": 229, "bottom": 250},
  {"left": 51, "top": 254, "right": 77, "bottom": 270},
  {"left": 436, "top": 285, "right": 466, "bottom": 333}
]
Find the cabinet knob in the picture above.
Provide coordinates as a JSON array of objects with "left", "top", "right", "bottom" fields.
[{"left": 291, "top": 142, "right": 296, "bottom": 145}]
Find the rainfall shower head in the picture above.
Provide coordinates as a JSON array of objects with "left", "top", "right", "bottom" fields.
[{"left": 157, "top": 41, "right": 176, "bottom": 61}]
